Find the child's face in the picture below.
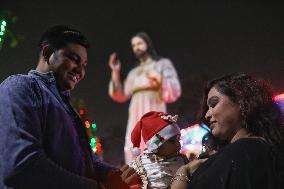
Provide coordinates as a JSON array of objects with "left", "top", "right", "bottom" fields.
[{"left": 156, "top": 135, "right": 181, "bottom": 158}]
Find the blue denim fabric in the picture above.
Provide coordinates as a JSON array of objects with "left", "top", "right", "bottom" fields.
[{"left": 0, "top": 70, "right": 115, "bottom": 189}]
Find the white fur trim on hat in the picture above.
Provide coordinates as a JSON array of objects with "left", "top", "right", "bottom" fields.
[
  {"left": 146, "top": 123, "right": 180, "bottom": 152},
  {"left": 131, "top": 147, "right": 141, "bottom": 157}
]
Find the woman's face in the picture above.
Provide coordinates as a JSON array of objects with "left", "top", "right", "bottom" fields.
[{"left": 205, "top": 87, "right": 242, "bottom": 142}]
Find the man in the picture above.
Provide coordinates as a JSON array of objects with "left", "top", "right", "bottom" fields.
[
  {"left": 0, "top": 25, "right": 139, "bottom": 189},
  {"left": 108, "top": 32, "right": 181, "bottom": 163}
]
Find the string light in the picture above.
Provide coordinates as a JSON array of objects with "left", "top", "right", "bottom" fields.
[
  {"left": 84, "top": 120, "right": 91, "bottom": 128},
  {"left": 79, "top": 108, "right": 85, "bottom": 115},
  {"left": 91, "top": 123, "right": 97, "bottom": 129},
  {"left": 77, "top": 102, "right": 102, "bottom": 154},
  {"left": 0, "top": 19, "right": 7, "bottom": 48}
]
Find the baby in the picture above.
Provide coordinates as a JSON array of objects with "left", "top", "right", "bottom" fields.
[{"left": 130, "top": 111, "right": 188, "bottom": 189}]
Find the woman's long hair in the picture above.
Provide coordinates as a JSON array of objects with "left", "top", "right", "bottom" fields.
[{"left": 199, "top": 73, "right": 284, "bottom": 147}]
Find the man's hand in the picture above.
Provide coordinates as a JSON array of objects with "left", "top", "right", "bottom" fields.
[
  {"left": 146, "top": 71, "right": 161, "bottom": 90},
  {"left": 101, "top": 169, "right": 129, "bottom": 189},
  {"left": 120, "top": 164, "right": 142, "bottom": 186},
  {"left": 108, "top": 52, "right": 121, "bottom": 72}
]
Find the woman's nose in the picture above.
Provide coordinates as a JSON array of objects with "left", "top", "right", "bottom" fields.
[{"left": 205, "top": 109, "right": 211, "bottom": 120}]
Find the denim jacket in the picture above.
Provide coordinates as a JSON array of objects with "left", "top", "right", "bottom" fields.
[{"left": 0, "top": 70, "right": 114, "bottom": 189}]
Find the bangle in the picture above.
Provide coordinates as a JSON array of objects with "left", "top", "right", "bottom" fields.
[
  {"left": 176, "top": 174, "right": 191, "bottom": 183},
  {"left": 171, "top": 173, "right": 191, "bottom": 184}
]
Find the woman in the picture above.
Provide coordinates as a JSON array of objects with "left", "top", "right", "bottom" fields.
[{"left": 171, "top": 73, "right": 284, "bottom": 189}]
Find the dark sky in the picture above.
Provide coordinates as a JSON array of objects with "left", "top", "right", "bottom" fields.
[{"left": 1, "top": 1, "right": 284, "bottom": 164}]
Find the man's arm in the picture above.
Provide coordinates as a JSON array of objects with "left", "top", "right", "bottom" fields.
[
  {"left": 160, "top": 58, "right": 182, "bottom": 103},
  {"left": 101, "top": 164, "right": 142, "bottom": 189},
  {"left": 0, "top": 76, "right": 98, "bottom": 189},
  {"left": 92, "top": 153, "right": 141, "bottom": 189},
  {"left": 92, "top": 153, "right": 117, "bottom": 181},
  {"left": 108, "top": 52, "right": 130, "bottom": 103}
]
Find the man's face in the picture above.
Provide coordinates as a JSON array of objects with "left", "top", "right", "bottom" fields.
[
  {"left": 48, "top": 43, "right": 88, "bottom": 92},
  {"left": 131, "top": 36, "right": 148, "bottom": 59}
]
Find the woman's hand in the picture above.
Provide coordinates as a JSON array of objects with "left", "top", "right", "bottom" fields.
[
  {"left": 170, "top": 158, "right": 207, "bottom": 189},
  {"left": 184, "top": 158, "right": 207, "bottom": 175}
]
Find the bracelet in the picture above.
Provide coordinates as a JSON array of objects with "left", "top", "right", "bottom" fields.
[
  {"left": 172, "top": 177, "right": 189, "bottom": 182},
  {"left": 176, "top": 173, "right": 190, "bottom": 182},
  {"left": 175, "top": 173, "right": 188, "bottom": 177},
  {"left": 171, "top": 173, "right": 191, "bottom": 184}
]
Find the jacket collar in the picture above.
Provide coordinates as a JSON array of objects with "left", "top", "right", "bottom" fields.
[{"left": 28, "top": 70, "right": 70, "bottom": 97}]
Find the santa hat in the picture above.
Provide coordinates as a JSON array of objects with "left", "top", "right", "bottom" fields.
[{"left": 131, "top": 111, "right": 180, "bottom": 156}]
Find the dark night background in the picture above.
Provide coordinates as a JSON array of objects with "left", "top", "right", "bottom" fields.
[{"left": 1, "top": 1, "right": 284, "bottom": 165}]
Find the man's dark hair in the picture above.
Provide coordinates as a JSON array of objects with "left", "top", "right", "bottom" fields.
[
  {"left": 132, "top": 32, "right": 160, "bottom": 61},
  {"left": 38, "top": 25, "right": 90, "bottom": 51}
]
